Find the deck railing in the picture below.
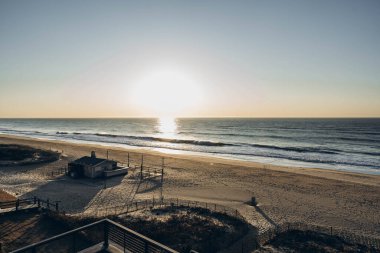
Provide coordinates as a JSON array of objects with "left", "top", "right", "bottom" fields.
[{"left": 10, "top": 218, "right": 178, "bottom": 253}]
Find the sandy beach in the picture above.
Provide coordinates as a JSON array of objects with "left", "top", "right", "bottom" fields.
[{"left": 0, "top": 134, "right": 379, "bottom": 239}]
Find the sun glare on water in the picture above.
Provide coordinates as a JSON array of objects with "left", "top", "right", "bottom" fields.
[
  {"left": 130, "top": 67, "right": 203, "bottom": 117},
  {"left": 157, "top": 117, "right": 177, "bottom": 138}
]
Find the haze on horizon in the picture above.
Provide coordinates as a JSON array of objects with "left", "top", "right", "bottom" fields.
[{"left": 1, "top": 0, "right": 379, "bottom": 118}]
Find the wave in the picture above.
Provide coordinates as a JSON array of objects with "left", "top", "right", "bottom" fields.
[
  {"left": 244, "top": 143, "right": 340, "bottom": 154},
  {"left": 334, "top": 137, "right": 380, "bottom": 143},
  {"left": 177, "top": 131, "right": 296, "bottom": 140},
  {"left": 0, "top": 129, "right": 43, "bottom": 135},
  {"left": 55, "top": 131, "right": 379, "bottom": 156},
  {"left": 178, "top": 131, "right": 380, "bottom": 144},
  {"left": 219, "top": 151, "right": 380, "bottom": 169},
  {"left": 56, "top": 131, "right": 232, "bottom": 147},
  {"left": 75, "top": 136, "right": 379, "bottom": 169},
  {"left": 347, "top": 150, "right": 380, "bottom": 156},
  {"left": 243, "top": 143, "right": 380, "bottom": 156}
]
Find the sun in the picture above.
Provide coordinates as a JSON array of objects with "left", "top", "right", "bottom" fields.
[{"left": 129, "top": 67, "right": 203, "bottom": 117}]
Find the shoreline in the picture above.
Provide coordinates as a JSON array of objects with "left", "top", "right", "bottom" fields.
[{"left": 1, "top": 133, "right": 379, "bottom": 186}]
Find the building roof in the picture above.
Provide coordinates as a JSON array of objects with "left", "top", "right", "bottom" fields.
[{"left": 70, "top": 156, "right": 109, "bottom": 166}]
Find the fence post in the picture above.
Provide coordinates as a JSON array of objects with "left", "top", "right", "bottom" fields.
[
  {"left": 55, "top": 202, "right": 59, "bottom": 212},
  {"left": 330, "top": 227, "right": 332, "bottom": 236},
  {"left": 16, "top": 199, "right": 19, "bottom": 211},
  {"left": 38, "top": 199, "right": 41, "bottom": 208},
  {"left": 103, "top": 221, "right": 109, "bottom": 249},
  {"left": 33, "top": 196, "right": 37, "bottom": 204},
  {"left": 127, "top": 152, "right": 130, "bottom": 167}
]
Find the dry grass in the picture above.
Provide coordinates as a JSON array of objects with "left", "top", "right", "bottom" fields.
[{"left": 257, "top": 230, "right": 379, "bottom": 253}]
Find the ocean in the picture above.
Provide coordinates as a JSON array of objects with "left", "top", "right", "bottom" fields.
[{"left": 0, "top": 118, "right": 379, "bottom": 174}]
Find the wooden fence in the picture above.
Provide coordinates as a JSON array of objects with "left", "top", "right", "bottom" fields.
[
  {"left": 257, "top": 222, "right": 380, "bottom": 250},
  {"left": 45, "top": 167, "right": 67, "bottom": 178},
  {"left": 0, "top": 198, "right": 34, "bottom": 211},
  {"left": 85, "top": 197, "right": 244, "bottom": 222},
  {"left": 0, "top": 196, "right": 61, "bottom": 213}
]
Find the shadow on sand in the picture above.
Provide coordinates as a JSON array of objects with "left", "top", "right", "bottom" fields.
[
  {"left": 15, "top": 158, "right": 127, "bottom": 214},
  {"left": 253, "top": 205, "right": 278, "bottom": 228}
]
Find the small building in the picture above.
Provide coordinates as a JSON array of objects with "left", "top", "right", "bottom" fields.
[{"left": 68, "top": 151, "right": 128, "bottom": 179}]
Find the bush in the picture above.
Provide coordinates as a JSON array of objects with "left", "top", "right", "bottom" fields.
[{"left": 0, "top": 144, "right": 60, "bottom": 165}]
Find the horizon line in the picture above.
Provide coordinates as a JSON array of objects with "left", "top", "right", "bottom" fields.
[{"left": 0, "top": 116, "right": 379, "bottom": 119}]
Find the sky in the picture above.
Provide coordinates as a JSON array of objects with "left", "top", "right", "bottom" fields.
[{"left": 0, "top": 0, "right": 379, "bottom": 118}]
